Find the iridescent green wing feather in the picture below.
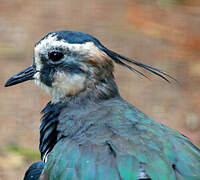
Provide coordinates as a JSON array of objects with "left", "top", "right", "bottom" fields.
[{"left": 40, "top": 98, "right": 200, "bottom": 180}]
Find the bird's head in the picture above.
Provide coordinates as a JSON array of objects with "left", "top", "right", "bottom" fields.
[{"left": 5, "top": 31, "right": 175, "bottom": 103}]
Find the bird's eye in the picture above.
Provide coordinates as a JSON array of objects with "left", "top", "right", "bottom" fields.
[{"left": 48, "top": 51, "right": 64, "bottom": 62}]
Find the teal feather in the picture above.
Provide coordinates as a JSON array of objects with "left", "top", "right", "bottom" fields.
[
  {"left": 39, "top": 97, "right": 200, "bottom": 180},
  {"left": 117, "top": 155, "right": 139, "bottom": 180}
]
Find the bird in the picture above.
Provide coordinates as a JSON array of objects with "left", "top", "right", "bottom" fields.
[{"left": 5, "top": 30, "right": 200, "bottom": 180}]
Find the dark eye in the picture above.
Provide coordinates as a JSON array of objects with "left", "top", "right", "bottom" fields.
[{"left": 48, "top": 51, "right": 64, "bottom": 62}]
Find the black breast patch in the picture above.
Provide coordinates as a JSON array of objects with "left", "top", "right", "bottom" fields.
[{"left": 39, "top": 102, "right": 65, "bottom": 160}]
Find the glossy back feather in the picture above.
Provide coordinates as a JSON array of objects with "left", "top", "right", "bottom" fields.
[{"left": 39, "top": 97, "right": 200, "bottom": 180}]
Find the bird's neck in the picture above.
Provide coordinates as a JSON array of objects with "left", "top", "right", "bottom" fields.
[
  {"left": 51, "top": 77, "right": 120, "bottom": 105},
  {"left": 40, "top": 78, "right": 120, "bottom": 161}
]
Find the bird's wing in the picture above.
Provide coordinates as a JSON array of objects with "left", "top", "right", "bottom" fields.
[
  {"left": 39, "top": 98, "right": 200, "bottom": 180},
  {"left": 24, "top": 161, "right": 45, "bottom": 180}
]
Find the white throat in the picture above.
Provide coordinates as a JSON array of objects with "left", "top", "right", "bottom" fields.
[{"left": 34, "top": 71, "right": 86, "bottom": 104}]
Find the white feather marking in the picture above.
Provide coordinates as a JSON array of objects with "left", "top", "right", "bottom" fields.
[
  {"left": 34, "top": 33, "right": 104, "bottom": 69},
  {"left": 34, "top": 71, "right": 86, "bottom": 104},
  {"left": 42, "top": 151, "right": 49, "bottom": 162}
]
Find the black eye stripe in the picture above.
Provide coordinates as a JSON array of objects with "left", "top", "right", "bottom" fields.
[{"left": 48, "top": 51, "right": 64, "bottom": 62}]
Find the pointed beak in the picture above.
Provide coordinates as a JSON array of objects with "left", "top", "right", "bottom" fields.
[{"left": 5, "top": 65, "right": 35, "bottom": 87}]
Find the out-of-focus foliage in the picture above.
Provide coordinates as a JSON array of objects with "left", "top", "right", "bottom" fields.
[
  {"left": 143, "top": 0, "right": 193, "bottom": 5},
  {"left": 4, "top": 144, "right": 40, "bottom": 160}
]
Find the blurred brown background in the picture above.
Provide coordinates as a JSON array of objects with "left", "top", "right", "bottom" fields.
[{"left": 0, "top": 0, "right": 200, "bottom": 179}]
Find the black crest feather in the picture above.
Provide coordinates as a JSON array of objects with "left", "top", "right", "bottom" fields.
[{"left": 101, "top": 47, "right": 177, "bottom": 83}]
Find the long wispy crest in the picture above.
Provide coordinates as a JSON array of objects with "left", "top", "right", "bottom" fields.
[{"left": 100, "top": 46, "right": 177, "bottom": 83}]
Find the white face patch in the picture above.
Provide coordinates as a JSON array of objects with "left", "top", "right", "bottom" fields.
[
  {"left": 33, "top": 33, "right": 109, "bottom": 103},
  {"left": 34, "top": 34, "right": 106, "bottom": 71},
  {"left": 51, "top": 71, "right": 86, "bottom": 103},
  {"left": 34, "top": 71, "right": 86, "bottom": 104}
]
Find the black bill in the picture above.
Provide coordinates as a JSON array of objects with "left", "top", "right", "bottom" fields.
[{"left": 5, "top": 65, "right": 35, "bottom": 87}]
